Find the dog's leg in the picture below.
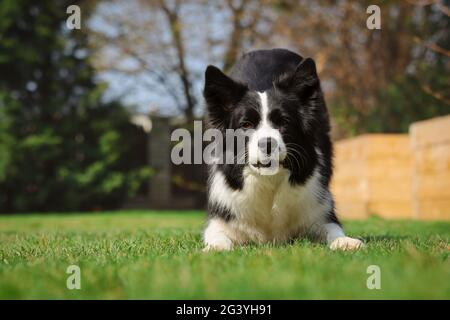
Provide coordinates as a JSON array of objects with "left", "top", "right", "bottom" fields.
[
  {"left": 323, "top": 223, "right": 364, "bottom": 251},
  {"left": 203, "top": 218, "right": 233, "bottom": 252}
]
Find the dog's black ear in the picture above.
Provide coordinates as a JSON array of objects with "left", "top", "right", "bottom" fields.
[
  {"left": 203, "top": 65, "right": 247, "bottom": 112},
  {"left": 274, "top": 58, "right": 319, "bottom": 97}
]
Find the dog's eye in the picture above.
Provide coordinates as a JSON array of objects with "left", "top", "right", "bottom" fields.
[
  {"left": 278, "top": 117, "right": 288, "bottom": 125},
  {"left": 271, "top": 117, "right": 287, "bottom": 127},
  {"left": 269, "top": 110, "right": 288, "bottom": 127},
  {"left": 241, "top": 121, "right": 254, "bottom": 129}
]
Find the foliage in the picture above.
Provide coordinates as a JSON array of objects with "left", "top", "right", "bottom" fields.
[
  {"left": 270, "top": 0, "right": 450, "bottom": 137},
  {"left": 0, "top": 212, "right": 449, "bottom": 299},
  {"left": 333, "top": 71, "right": 450, "bottom": 135},
  {"left": 0, "top": 0, "right": 151, "bottom": 212},
  {"left": 91, "top": 1, "right": 450, "bottom": 137},
  {"left": 332, "top": 1, "right": 450, "bottom": 136}
]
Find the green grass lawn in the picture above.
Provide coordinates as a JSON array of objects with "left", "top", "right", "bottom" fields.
[{"left": 0, "top": 211, "right": 449, "bottom": 299}]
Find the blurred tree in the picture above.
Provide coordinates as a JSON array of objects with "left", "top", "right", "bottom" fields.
[
  {"left": 0, "top": 0, "right": 151, "bottom": 213},
  {"left": 89, "top": 0, "right": 270, "bottom": 122},
  {"left": 88, "top": 0, "right": 270, "bottom": 198},
  {"left": 90, "top": 0, "right": 448, "bottom": 137},
  {"left": 270, "top": 0, "right": 450, "bottom": 137}
]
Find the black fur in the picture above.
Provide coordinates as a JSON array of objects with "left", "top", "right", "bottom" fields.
[
  {"left": 204, "top": 48, "right": 339, "bottom": 225},
  {"left": 207, "top": 201, "right": 235, "bottom": 222}
]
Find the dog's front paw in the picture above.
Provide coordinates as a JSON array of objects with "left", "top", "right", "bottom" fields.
[
  {"left": 329, "top": 236, "right": 364, "bottom": 251},
  {"left": 203, "top": 238, "right": 233, "bottom": 252}
]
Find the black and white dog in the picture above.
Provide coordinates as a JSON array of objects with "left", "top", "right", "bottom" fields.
[{"left": 202, "top": 48, "right": 363, "bottom": 251}]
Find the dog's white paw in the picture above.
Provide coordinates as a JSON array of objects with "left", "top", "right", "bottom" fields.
[
  {"left": 329, "top": 236, "right": 364, "bottom": 251},
  {"left": 203, "top": 239, "right": 233, "bottom": 252}
]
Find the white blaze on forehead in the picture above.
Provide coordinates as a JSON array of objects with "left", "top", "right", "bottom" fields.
[
  {"left": 247, "top": 91, "right": 287, "bottom": 173},
  {"left": 258, "top": 92, "right": 269, "bottom": 127}
]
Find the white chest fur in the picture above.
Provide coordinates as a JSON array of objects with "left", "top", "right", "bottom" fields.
[{"left": 208, "top": 167, "right": 332, "bottom": 244}]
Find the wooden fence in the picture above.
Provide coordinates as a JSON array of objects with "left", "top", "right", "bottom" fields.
[{"left": 331, "top": 115, "right": 450, "bottom": 220}]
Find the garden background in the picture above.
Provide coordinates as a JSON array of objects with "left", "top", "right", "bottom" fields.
[{"left": 0, "top": 0, "right": 449, "bottom": 299}]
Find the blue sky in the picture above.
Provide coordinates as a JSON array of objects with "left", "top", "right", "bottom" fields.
[{"left": 88, "top": 1, "right": 237, "bottom": 117}]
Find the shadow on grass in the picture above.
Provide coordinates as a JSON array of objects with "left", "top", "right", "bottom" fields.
[{"left": 363, "top": 235, "right": 411, "bottom": 242}]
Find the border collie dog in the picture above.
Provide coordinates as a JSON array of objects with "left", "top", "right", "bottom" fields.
[{"left": 203, "top": 48, "right": 363, "bottom": 251}]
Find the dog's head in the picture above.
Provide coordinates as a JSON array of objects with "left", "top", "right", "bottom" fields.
[{"left": 203, "top": 58, "right": 326, "bottom": 178}]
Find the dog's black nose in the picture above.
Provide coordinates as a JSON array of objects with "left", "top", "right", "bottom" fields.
[{"left": 258, "top": 137, "right": 278, "bottom": 155}]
